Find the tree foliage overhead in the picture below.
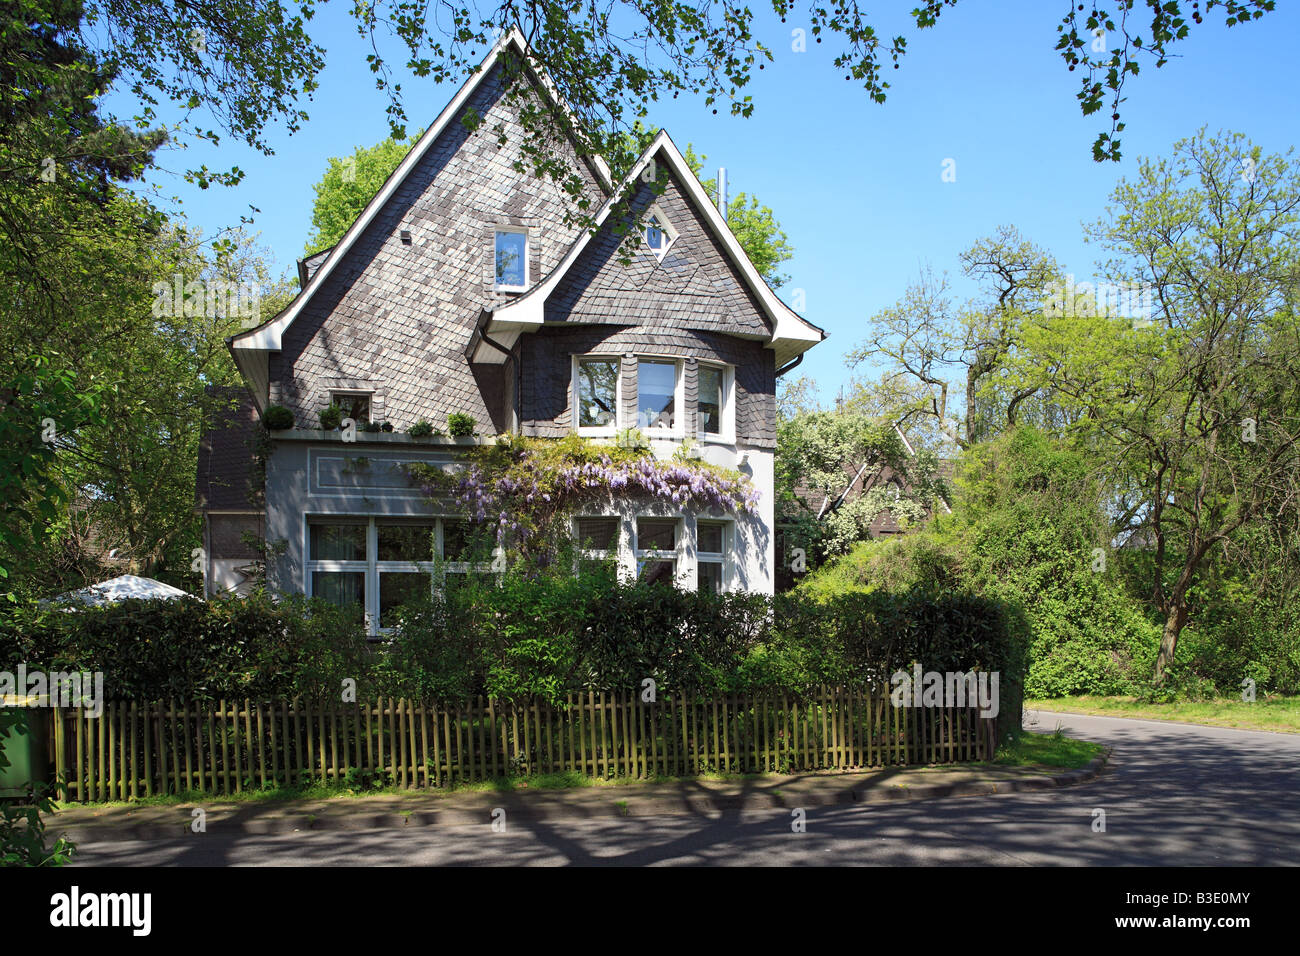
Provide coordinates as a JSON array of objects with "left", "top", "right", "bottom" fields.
[{"left": 25, "top": 0, "right": 1264, "bottom": 218}]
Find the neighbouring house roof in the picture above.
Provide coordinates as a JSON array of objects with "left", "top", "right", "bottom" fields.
[
  {"left": 789, "top": 426, "right": 955, "bottom": 533},
  {"left": 51, "top": 574, "right": 191, "bottom": 606},
  {"left": 477, "top": 129, "right": 824, "bottom": 369},
  {"left": 196, "top": 386, "right": 262, "bottom": 513}
]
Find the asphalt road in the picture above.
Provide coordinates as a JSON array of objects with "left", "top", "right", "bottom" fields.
[{"left": 67, "top": 712, "right": 1300, "bottom": 866}]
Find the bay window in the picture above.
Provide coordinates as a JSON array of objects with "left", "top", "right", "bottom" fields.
[
  {"left": 574, "top": 356, "right": 619, "bottom": 433},
  {"left": 637, "top": 358, "right": 681, "bottom": 433}
]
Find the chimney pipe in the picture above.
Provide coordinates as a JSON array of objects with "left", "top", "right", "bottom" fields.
[{"left": 717, "top": 167, "right": 728, "bottom": 222}]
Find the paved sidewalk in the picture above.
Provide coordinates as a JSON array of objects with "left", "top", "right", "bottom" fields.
[{"left": 50, "top": 754, "right": 1108, "bottom": 843}]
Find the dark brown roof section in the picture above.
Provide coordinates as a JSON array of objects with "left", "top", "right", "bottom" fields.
[{"left": 196, "top": 386, "right": 262, "bottom": 512}]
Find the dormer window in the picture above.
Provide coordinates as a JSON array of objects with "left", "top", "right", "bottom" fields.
[
  {"left": 643, "top": 205, "right": 677, "bottom": 261},
  {"left": 494, "top": 228, "right": 529, "bottom": 291}
]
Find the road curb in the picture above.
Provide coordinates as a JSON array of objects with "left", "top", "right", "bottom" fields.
[
  {"left": 54, "top": 751, "right": 1112, "bottom": 842},
  {"left": 853, "top": 747, "right": 1111, "bottom": 803}
]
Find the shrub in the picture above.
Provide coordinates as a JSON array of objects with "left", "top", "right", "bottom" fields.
[
  {"left": 408, "top": 419, "right": 434, "bottom": 438},
  {"left": 774, "top": 588, "right": 1025, "bottom": 740},
  {"left": 318, "top": 404, "right": 343, "bottom": 430},
  {"left": 447, "top": 412, "right": 475, "bottom": 437},
  {"left": 0, "top": 594, "right": 372, "bottom": 701},
  {"left": 1, "top": 577, "right": 1026, "bottom": 723},
  {"left": 262, "top": 405, "right": 294, "bottom": 430}
]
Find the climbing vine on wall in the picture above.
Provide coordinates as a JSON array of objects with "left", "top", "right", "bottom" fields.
[{"left": 405, "top": 434, "right": 758, "bottom": 561}]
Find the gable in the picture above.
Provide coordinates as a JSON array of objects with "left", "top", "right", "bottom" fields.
[
  {"left": 483, "top": 131, "right": 823, "bottom": 369},
  {"left": 543, "top": 171, "right": 772, "bottom": 339},
  {"left": 257, "top": 57, "right": 608, "bottom": 431},
  {"left": 228, "top": 29, "right": 613, "bottom": 413}
]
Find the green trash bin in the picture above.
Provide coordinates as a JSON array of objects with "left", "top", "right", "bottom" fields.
[{"left": 0, "top": 698, "right": 51, "bottom": 798}]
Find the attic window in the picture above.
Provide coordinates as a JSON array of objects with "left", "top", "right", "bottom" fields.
[
  {"left": 643, "top": 206, "right": 677, "bottom": 261},
  {"left": 494, "top": 228, "right": 529, "bottom": 291}
]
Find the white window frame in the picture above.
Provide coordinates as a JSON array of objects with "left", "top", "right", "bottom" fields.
[
  {"left": 329, "top": 390, "right": 374, "bottom": 424},
  {"left": 305, "top": 516, "right": 495, "bottom": 636},
  {"left": 695, "top": 518, "right": 733, "bottom": 593},
  {"left": 572, "top": 354, "right": 622, "bottom": 437},
  {"left": 571, "top": 515, "right": 622, "bottom": 571},
  {"left": 696, "top": 362, "right": 735, "bottom": 444},
  {"left": 493, "top": 226, "right": 530, "bottom": 292},
  {"left": 634, "top": 516, "right": 685, "bottom": 587},
  {"left": 635, "top": 356, "right": 685, "bottom": 439},
  {"left": 643, "top": 204, "right": 678, "bottom": 261}
]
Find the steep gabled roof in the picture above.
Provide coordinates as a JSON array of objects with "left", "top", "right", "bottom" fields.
[
  {"left": 479, "top": 130, "right": 824, "bottom": 368},
  {"left": 228, "top": 27, "right": 613, "bottom": 408}
]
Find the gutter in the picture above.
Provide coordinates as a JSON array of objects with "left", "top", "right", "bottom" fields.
[{"left": 775, "top": 353, "right": 803, "bottom": 378}]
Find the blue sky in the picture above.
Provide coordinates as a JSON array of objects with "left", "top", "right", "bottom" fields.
[{"left": 110, "top": 1, "right": 1299, "bottom": 404}]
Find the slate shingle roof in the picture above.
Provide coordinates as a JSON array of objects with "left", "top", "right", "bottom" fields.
[
  {"left": 266, "top": 59, "right": 607, "bottom": 434},
  {"left": 196, "top": 386, "right": 261, "bottom": 512}
]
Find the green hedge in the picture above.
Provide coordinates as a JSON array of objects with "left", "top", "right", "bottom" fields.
[
  {"left": 1, "top": 573, "right": 1023, "bottom": 739},
  {"left": 0, "top": 594, "right": 372, "bottom": 702}
]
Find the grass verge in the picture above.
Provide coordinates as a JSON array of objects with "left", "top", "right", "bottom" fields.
[
  {"left": 52, "top": 770, "right": 771, "bottom": 811},
  {"left": 994, "top": 727, "right": 1104, "bottom": 769},
  {"left": 1026, "top": 695, "right": 1300, "bottom": 734}
]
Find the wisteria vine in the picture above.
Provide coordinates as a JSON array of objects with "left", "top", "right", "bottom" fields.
[{"left": 405, "top": 435, "right": 758, "bottom": 558}]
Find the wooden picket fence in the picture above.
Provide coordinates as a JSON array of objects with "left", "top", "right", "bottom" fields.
[{"left": 47, "top": 689, "right": 997, "bottom": 802}]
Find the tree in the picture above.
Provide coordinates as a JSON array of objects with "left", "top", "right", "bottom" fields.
[
  {"left": 682, "top": 145, "right": 793, "bottom": 289},
  {"left": 1005, "top": 129, "right": 1300, "bottom": 683},
  {"left": 777, "top": 374, "right": 821, "bottom": 422},
  {"left": 776, "top": 410, "right": 946, "bottom": 560},
  {"left": 304, "top": 131, "right": 423, "bottom": 255},
  {"left": 850, "top": 226, "right": 1061, "bottom": 451}
]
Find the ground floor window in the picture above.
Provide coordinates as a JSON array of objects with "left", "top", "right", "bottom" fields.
[
  {"left": 573, "top": 514, "right": 735, "bottom": 591},
  {"left": 696, "top": 519, "right": 729, "bottom": 593},
  {"left": 306, "top": 516, "right": 493, "bottom": 635},
  {"left": 635, "top": 517, "right": 679, "bottom": 587}
]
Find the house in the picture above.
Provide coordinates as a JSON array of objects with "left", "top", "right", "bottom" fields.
[{"left": 205, "top": 29, "right": 824, "bottom": 633}]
